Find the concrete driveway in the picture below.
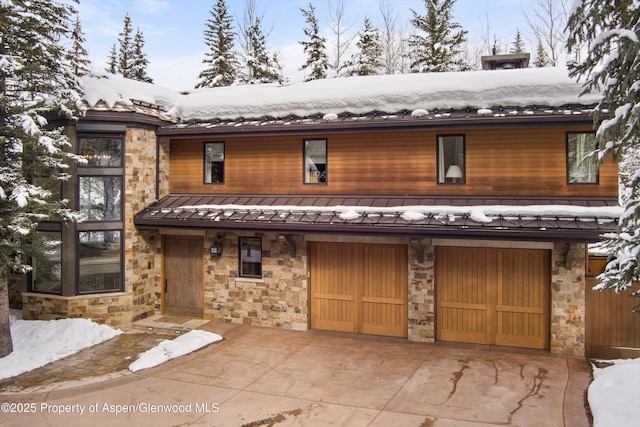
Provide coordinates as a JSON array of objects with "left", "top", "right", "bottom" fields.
[{"left": 0, "top": 321, "right": 592, "bottom": 426}]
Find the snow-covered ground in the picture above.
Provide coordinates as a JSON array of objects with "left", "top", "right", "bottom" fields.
[
  {"left": 0, "top": 310, "right": 221, "bottom": 380},
  {"left": 589, "top": 358, "right": 640, "bottom": 427}
]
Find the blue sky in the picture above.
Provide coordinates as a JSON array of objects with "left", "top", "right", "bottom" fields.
[{"left": 76, "top": 0, "right": 532, "bottom": 90}]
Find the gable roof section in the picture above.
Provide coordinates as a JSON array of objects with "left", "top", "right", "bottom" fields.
[{"left": 134, "top": 195, "right": 621, "bottom": 243}]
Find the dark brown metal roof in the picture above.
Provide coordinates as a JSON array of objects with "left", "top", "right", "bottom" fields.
[
  {"left": 157, "top": 105, "right": 597, "bottom": 137},
  {"left": 134, "top": 194, "right": 621, "bottom": 243}
]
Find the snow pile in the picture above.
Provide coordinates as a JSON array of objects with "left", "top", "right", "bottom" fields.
[
  {"left": 128, "top": 330, "right": 222, "bottom": 372},
  {"left": 0, "top": 311, "right": 122, "bottom": 380},
  {"left": 81, "top": 67, "right": 602, "bottom": 122},
  {"left": 589, "top": 358, "right": 640, "bottom": 427},
  {"left": 178, "top": 202, "right": 622, "bottom": 223}
]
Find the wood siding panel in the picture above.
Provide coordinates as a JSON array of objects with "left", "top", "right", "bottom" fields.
[
  {"left": 169, "top": 127, "right": 617, "bottom": 197},
  {"left": 436, "top": 247, "right": 550, "bottom": 349},
  {"left": 310, "top": 242, "right": 407, "bottom": 337},
  {"left": 586, "top": 279, "right": 640, "bottom": 358}
]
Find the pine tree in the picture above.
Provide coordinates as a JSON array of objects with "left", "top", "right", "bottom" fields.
[
  {"left": 67, "top": 15, "right": 91, "bottom": 76},
  {"left": 106, "top": 44, "right": 117, "bottom": 74},
  {"left": 510, "top": 29, "right": 525, "bottom": 54},
  {"left": 130, "top": 29, "right": 153, "bottom": 83},
  {"left": 491, "top": 35, "right": 501, "bottom": 55},
  {"left": 0, "top": 0, "right": 86, "bottom": 357},
  {"left": 299, "top": 2, "right": 329, "bottom": 81},
  {"left": 345, "top": 17, "right": 384, "bottom": 76},
  {"left": 238, "top": 8, "right": 282, "bottom": 85},
  {"left": 117, "top": 13, "right": 134, "bottom": 78},
  {"left": 196, "top": 0, "right": 238, "bottom": 88},
  {"left": 533, "top": 37, "right": 548, "bottom": 67},
  {"left": 408, "top": 0, "right": 469, "bottom": 73},
  {"left": 567, "top": 0, "right": 640, "bottom": 295}
]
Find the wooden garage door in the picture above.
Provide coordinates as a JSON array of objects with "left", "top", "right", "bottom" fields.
[
  {"left": 436, "top": 247, "right": 550, "bottom": 349},
  {"left": 310, "top": 242, "right": 407, "bottom": 337}
]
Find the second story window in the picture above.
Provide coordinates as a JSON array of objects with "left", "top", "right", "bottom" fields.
[
  {"left": 438, "top": 135, "right": 465, "bottom": 184},
  {"left": 204, "top": 142, "right": 224, "bottom": 184},
  {"left": 304, "top": 139, "right": 327, "bottom": 184},
  {"left": 79, "top": 176, "right": 122, "bottom": 221},
  {"left": 567, "top": 132, "right": 598, "bottom": 184}
]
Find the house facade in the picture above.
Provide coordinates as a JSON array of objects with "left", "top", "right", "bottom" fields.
[{"left": 13, "top": 67, "right": 625, "bottom": 357}]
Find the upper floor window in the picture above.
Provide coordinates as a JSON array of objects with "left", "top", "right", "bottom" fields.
[
  {"left": 304, "top": 139, "right": 327, "bottom": 184},
  {"left": 567, "top": 132, "right": 598, "bottom": 184},
  {"left": 79, "top": 136, "right": 122, "bottom": 167},
  {"left": 204, "top": 142, "right": 225, "bottom": 184},
  {"left": 438, "top": 135, "right": 465, "bottom": 184},
  {"left": 239, "top": 237, "right": 262, "bottom": 278}
]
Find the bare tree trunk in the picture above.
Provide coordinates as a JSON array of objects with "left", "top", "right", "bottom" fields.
[
  {"left": 525, "top": 0, "right": 570, "bottom": 66},
  {"left": 0, "top": 277, "right": 13, "bottom": 358},
  {"left": 327, "top": 0, "right": 356, "bottom": 77}
]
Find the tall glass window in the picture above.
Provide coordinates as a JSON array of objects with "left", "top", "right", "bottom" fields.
[
  {"left": 304, "top": 139, "right": 327, "bottom": 184},
  {"left": 76, "top": 133, "right": 124, "bottom": 295},
  {"left": 29, "top": 231, "right": 62, "bottom": 294},
  {"left": 79, "top": 176, "right": 122, "bottom": 221},
  {"left": 239, "top": 237, "right": 262, "bottom": 278},
  {"left": 204, "top": 142, "right": 225, "bottom": 184},
  {"left": 438, "top": 135, "right": 466, "bottom": 184},
  {"left": 567, "top": 132, "right": 599, "bottom": 184},
  {"left": 78, "top": 231, "right": 122, "bottom": 294}
]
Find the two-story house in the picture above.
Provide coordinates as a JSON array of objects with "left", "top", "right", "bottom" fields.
[{"left": 16, "top": 65, "right": 632, "bottom": 357}]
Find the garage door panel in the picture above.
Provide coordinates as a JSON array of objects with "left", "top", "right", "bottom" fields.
[
  {"left": 437, "top": 247, "right": 550, "bottom": 350},
  {"left": 310, "top": 242, "right": 407, "bottom": 338}
]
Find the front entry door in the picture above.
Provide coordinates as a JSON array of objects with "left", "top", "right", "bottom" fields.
[{"left": 164, "top": 236, "right": 204, "bottom": 317}]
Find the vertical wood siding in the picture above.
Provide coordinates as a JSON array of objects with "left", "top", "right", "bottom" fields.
[{"left": 586, "top": 279, "right": 640, "bottom": 358}]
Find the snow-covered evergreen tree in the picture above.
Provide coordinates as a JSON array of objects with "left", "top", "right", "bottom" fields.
[
  {"left": 117, "top": 13, "right": 134, "bottom": 78},
  {"left": 130, "top": 29, "right": 153, "bottom": 83},
  {"left": 238, "top": 11, "right": 282, "bottom": 84},
  {"left": 299, "top": 2, "right": 329, "bottom": 81},
  {"left": 0, "top": 0, "right": 86, "bottom": 357},
  {"left": 408, "top": 0, "right": 469, "bottom": 72},
  {"left": 345, "top": 17, "right": 384, "bottom": 76},
  {"left": 510, "top": 29, "right": 525, "bottom": 54},
  {"left": 67, "top": 15, "right": 91, "bottom": 76},
  {"left": 196, "top": 0, "right": 238, "bottom": 88},
  {"left": 567, "top": 0, "right": 640, "bottom": 295},
  {"left": 533, "top": 37, "right": 548, "bottom": 67},
  {"left": 106, "top": 43, "right": 117, "bottom": 74}
]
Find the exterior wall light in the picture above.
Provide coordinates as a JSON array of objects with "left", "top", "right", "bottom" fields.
[{"left": 210, "top": 239, "right": 223, "bottom": 256}]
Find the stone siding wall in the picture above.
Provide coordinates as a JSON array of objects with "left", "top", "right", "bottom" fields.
[
  {"left": 125, "top": 127, "right": 161, "bottom": 323},
  {"left": 408, "top": 239, "right": 435, "bottom": 342},
  {"left": 22, "top": 293, "right": 133, "bottom": 330},
  {"left": 550, "top": 242, "right": 587, "bottom": 356},
  {"left": 203, "top": 232, "right": 308, "bottom": 330}
]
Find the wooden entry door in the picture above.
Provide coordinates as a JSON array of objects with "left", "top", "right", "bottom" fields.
[
  {"left": 310, "top": 242, "right": 407, "bottom": 337},
  {"left": 164, "top": 236, "right": 204, "bottom": 317},
  {"left": 436, "top": 247, "right": 550, "bottom": 349}
]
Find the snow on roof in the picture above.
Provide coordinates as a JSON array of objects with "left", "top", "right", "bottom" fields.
[{"left": 81, "top": 67, "right": 601, "bottom": 122}]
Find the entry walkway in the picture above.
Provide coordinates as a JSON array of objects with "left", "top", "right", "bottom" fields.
[{"left": 0, "top": 321, "right": 592, "bottom": 426}]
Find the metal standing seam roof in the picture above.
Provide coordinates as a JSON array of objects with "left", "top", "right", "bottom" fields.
[{"left": 133, "top": 195, "right": 621, "bottom": 243}]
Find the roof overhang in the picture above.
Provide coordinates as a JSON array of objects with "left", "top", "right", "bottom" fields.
[
  {"left": 156, "top": 106, "right": 598, "bottom": 138},
  {"left": 134, "top": 194, "right": 621, "bottom": 243}
]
